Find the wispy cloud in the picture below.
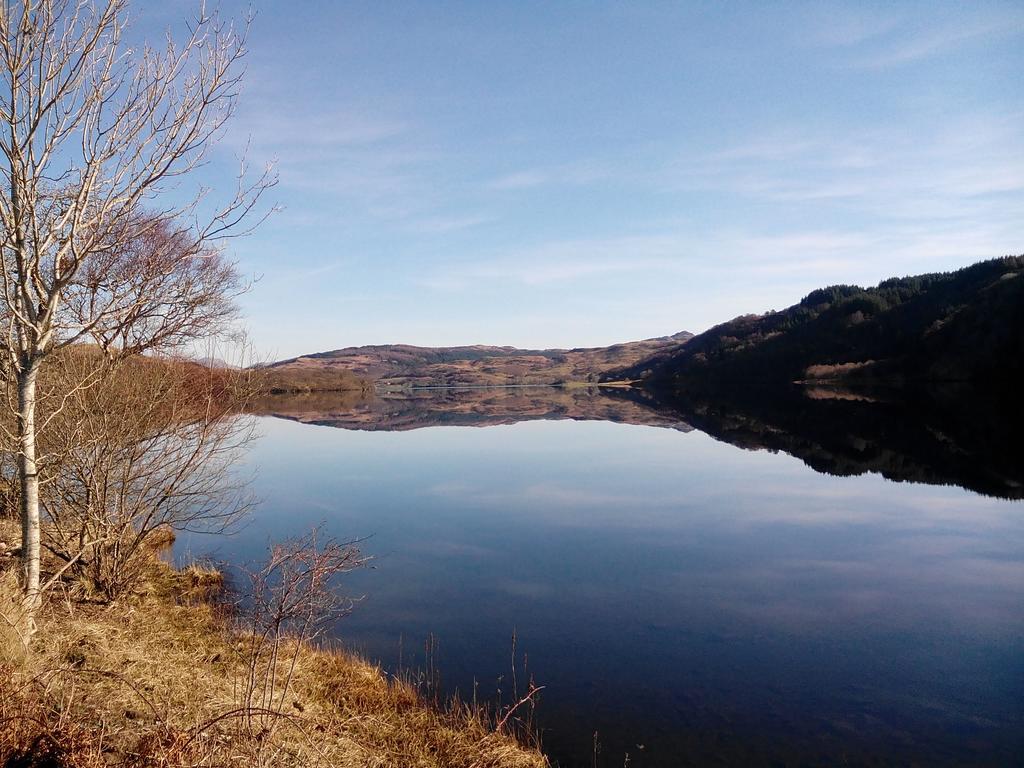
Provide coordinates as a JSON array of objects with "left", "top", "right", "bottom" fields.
[
  {"left": 801, "top": 6, "right": 899, "bottom": 48},
  {"left": 849, "top": 16, "right": 1024, "bottom": 69},
  {"left": 798, "top": 4, "right": 1024, "bottom": 69},
  {"left": 484, "top": 161, "right": 610, "bottom": 191},
  {"left": 416, "top": 233, "right": 691, "bottom": 291},
  {"left": 486, "top": 170, "right": 549, "bottom": 190},
  {"left": 228, "top": 110, "right": 407, "bottom": 153},
  {"left": 407, "top": 214, "right": 491, "bottom": 234},
  {"left": 218, "top": 82, "right": 453, "bottom": 223},
  {"left": 665, "top": 110, "right": 1024, "bottom": 216}
]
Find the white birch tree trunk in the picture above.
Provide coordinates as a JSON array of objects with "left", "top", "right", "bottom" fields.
[{"left": 17, "top": 360, "right": 40, "bottom": 610}]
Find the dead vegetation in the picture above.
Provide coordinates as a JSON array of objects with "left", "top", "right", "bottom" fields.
[{"left": 0, "top": 520, "right": 547, "bottom": 768}]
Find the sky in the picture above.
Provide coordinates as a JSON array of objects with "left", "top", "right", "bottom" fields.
[{"left": 138, "top": 1, "right": 1023, "bottom": 360}]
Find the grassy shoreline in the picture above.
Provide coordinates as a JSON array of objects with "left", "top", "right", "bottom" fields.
[{"left": 0, "top": 522, "right": 546, "bottom": 768}]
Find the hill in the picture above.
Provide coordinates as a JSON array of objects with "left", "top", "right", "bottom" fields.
[
  {"left": 257, "top": 362, "right": 374, "bottom": 394},
  {"left": 263, "top": 332, "right": 693, "bottom": 391},
  {"left": 613, "top": 256, "right": 1024, "bottom": 391}
]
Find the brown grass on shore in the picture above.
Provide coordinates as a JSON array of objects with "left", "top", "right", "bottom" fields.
[{"left": 0, "top": 522, "right": 547, "bottom": 768}]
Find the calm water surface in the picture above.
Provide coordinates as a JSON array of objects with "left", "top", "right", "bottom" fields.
[{"left": 189, "top": 392, "right": 1024, "bottom": 766}]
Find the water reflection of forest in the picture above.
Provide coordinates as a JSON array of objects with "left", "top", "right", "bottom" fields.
[
  {"left": 250, "top": 383, "right": 1024, "bottom": 500},
  {"left": 615, "top": 384, "right": 1024, "bottom": 501}
]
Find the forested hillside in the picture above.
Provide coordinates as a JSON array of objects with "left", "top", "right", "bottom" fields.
[{"left": 614, "top": 257, "right": 1024, "bottom": 391}]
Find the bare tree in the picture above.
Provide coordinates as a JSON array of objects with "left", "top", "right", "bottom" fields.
[
  {"left": 0, "top": 1, "right": 274, "bottom": 610},
  {"left": 39, "top": 352, "right": 256, "bottom": 599}
]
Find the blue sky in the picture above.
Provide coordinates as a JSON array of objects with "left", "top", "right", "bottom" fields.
[{"left": 140, "top": 1, "right": 1022, "bottom": 360}]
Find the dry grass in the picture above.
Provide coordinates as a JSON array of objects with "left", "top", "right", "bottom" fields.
[{"left": 0, "top": 522, "right": 547, "bottom": 768}]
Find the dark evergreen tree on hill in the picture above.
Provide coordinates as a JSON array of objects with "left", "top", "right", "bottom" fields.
[{"left": 613, "top": 256, "right": 1024, "bottom": 391}]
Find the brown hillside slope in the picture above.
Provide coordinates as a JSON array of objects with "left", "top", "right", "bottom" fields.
[{"left": 264, "top": 332, "right": 693, "bottom": 390}]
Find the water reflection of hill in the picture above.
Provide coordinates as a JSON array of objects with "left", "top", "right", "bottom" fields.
[
  {"left": 610, "top": 384, "right": 1024, "bottom": 500},
  {"left": 249, "top": 386, "right": 694, "bottom": 432},
  {"left": 250, "top": 384, "right": 1024, "bottom": 499}
]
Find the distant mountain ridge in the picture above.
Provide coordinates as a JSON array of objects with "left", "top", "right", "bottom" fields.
[
  {"left": 259, "top": 256, "right": 1022, "bottom": 395},
  {"left": 262, "top": 331, "right": 693, "bottom": 391}
]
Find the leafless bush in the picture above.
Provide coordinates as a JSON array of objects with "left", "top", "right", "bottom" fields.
[
  {"left": 0, "top": 571, "right": 32, "bottom": 663},
  {"left": 36, "top": 354, "right": 257, "bottom": 600},
  {"left": 234, "top": 531, "right": 368, "bottom": 744}
]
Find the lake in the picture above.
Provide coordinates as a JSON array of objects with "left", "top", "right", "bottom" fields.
[{"left": 187, "top": 387, "right": 1024, "bottom": 767}]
